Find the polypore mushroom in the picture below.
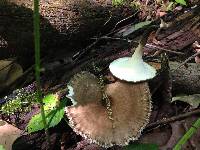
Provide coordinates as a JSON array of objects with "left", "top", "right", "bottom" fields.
[
  {"left": 109, "top": 34, "right": 156, "bottom": 82},
  {"left": 65, "top": 71, "right": 151, "bottom": 147}
]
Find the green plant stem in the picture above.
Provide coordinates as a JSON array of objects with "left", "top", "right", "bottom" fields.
[
  {"left": 173, "top": 118, "right": 200, "bottom": 150},
  {"left": 34, "top": 0, "right": 50, "bottom": 146}
]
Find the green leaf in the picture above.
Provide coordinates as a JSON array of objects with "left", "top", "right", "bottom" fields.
[
  {"left": 172, "top": 94, "right": 200, "bottom": 108},
  {"left": 26, "top": 97, "right": 67, "bottom": 133},
  {"left": 112, "top": 0, "right": 124, "bottom": 6},
  {"left": 175, "top": 0, "right": 187, "bottom": 5},
  {"left": 167, "top": 2, "right": 175, "bottom": 11},
  {"left": 43, "top": 94, "right": 59, "bottom": 110},
  {"left": 124, "top": 143, "right": 158, "bottom": 150},
  {"left": 117, "top": 21, "right": 152, "bottom": 37},
  {"left": 134, "top": 21, "right": 152, "bottom": 30},
  {"left": 0, "top": 145, "right": 5, "bottom": 150}
]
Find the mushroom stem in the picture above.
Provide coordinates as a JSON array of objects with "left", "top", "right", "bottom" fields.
[
  {"left": 130, "top": 33, "right": 149, "bottom": 62},
  {"left": 130, "top": 42, "right": 143, "bottom": 61},
  {"left": 109, "top": 29, "right": 156, "bottom": 82}
]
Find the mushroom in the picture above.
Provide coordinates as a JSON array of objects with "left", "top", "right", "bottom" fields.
[
  {"left": 109, "top": 34, "right": 156, "bottom": 82},
  {"left": 65, "top": 71, "right": 151, "bottom": 147}
]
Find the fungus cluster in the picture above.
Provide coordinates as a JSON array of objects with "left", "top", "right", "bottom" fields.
[{"left": 65, "top": 35, "right": 157, "bottom": 147}]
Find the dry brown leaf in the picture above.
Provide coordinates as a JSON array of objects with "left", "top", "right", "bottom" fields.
[
  {"left": 0, "top": 120, "right": 22, "bottom": 150},
  {"left": 183, "top": 117, "right": 200, "bottom": 149},
  {"left": 0, "top": 59, "right": 23, "bottom": 92},
  {"left": 172, "top": 94, "right": 200, "bottom": 109},
  {"left": 192, "top": 41, "right": 200, "bottom": 64},
  {"left": 160, "top": 121, "right": 193, "bottom": 150},
  {"left": 139, "top": 128, "right": 171, "bottom": 147}
]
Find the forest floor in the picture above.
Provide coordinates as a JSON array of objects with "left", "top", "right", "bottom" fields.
[{"left": 0, "top": 0, "right": 200, "bottom": 150}]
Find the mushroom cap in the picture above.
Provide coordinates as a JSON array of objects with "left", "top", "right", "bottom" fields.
[
  {"left": 66, "top": 71, "right": 103, "bottom": 106},
  {"left": 65, "top": 72, "right": 152, "bottom": 147},
  {"left": 109, "top": 57, "right": 156, "bottom": 82}
]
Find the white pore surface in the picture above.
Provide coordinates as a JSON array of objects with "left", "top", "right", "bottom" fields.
[
  {"left": 66, "top": 85, "right": 77, "bottom": 106},
  {"left": 109, "top": 57, "right": 156, "bottom": 82}
]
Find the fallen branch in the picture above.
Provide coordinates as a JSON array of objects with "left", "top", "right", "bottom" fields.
[
  {"left": 146, "top": 109, "right": 200, "bottom": 130},
  {"left": 171, "top": 51, "right": 200, "bottom": 72},
  {"left": 145, "top": 44, "right": 185, "bottom": 55},
  {"left": 170, "top": 61, "right": 200, "bottom": 94}
]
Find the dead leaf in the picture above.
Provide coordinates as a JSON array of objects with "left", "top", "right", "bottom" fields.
[
  {"left": 139, "top": 127, "right": 171, "bottom": 147},
  {"left": 74, "top": 140, "right": 105, "bottom": 150},
  {"left": 148, "top": 62, "right": 161, "bottom": 70},
  {"left": 172, "top": 94, "right": 200, "bottom": 109},
  {"left": 192, "top": 41, "right": 200, "bottom": 64},
  {"left": 183, "top": 117, "right": 200, "bottom": 149},
  {"left": 161, "top": 117, "right": 200, "bottom": 150},
  {"left": 160, "top": 121, "right": 193, "bottom": 150},
  {"left": 114, "top": 21, "right": 152, "bottom": 37},
  {"left": 0, "top": 36, "right": 8, "bottom": 48},
  {"left": 0, "top": 59, "right": 23, "bottom": 92},
  {"left": 0, "top": 120, "right": 22, "bottom": 150}
]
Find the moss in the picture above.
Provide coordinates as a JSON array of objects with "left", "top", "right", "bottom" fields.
[
  {"left": 0, "top": 83, "right": 37, "bottom": 115},
  {"left": 0, "top": 93, "right": 36, "bottom": 115}
]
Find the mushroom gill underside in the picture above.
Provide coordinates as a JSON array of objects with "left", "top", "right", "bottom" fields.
[{"left": 65, "top": 72, "right": 152, "bottom": 147}]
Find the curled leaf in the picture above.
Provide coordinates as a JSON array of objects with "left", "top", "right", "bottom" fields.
[{"left": 172, "top": 94, "right": 200, "bottom": 108}]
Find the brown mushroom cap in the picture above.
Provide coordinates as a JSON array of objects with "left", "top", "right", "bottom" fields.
[
  {"left": 67, "top": 71, "right": 102, "bottom": 106},
  {"left": 65, "top": 72, "right": 151, "bottom": 147}
]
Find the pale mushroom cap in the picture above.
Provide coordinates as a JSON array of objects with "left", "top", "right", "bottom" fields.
[
  {"left": 109, "top": 57, "right": 156, "bottom": 82},
  {"left": 65, "top": 73, "right": 152, "bottom": 148}
]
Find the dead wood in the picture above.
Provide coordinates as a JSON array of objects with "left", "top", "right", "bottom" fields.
[
  {"left": 0, "top": 0, "right": 135, "bottom": 67},
  {"left": 170, "top": 61, "right": 200, "bottom": 94},
  {"left": 146, "top": 108, "right": 200, "bottom": 130},
  {"left": 154, "top": 5, "right": 200, "bottom": 52}
]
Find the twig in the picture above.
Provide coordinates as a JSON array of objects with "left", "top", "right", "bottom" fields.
[
  {"left": 112, "top": 10, "right": 139, "bottom": 31},
  {"left": 145, "top": 44, "right": 185, "bottom": 55},
  {"left": 72, "top": 15, "right": 158, "bottom": 63},
  {"left": 90, "top": 37, "right": 184, "bottom": 56},
  {"left": 171, "top": 51, "right": 200, "bottom": 72},
  {"left": 146, "top": 109, "right": 200, "bottom": 129},
  {"left": 90, "top": 36, "right": 132, "bottom": 42},
  {"left": 72, "top": 38, "right": 100, "bottom": 61},
  {"left": 103, "top": 10, "right": 112, "bottom": 27}
]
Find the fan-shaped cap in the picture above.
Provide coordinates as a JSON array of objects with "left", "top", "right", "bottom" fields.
[{"left": 65, "top": 72, "right": 152, "bottom": 147}]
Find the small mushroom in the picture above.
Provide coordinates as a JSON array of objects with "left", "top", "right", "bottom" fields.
[
  {"left": 65, "top": 72, "right": 151, "bottom": 147},
  {"left": 109, "top": 36, "right": 156, "bottom": 82}
]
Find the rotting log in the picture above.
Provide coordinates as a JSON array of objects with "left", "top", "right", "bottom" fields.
[
  {"left": 170, "top": 61, "right": 200, "bottom": 94},
  {"left": 0, "top": 0, "right": 135, "bottom": 67},
  {"left": 154, "top": 5, "right": 200, "bottom": 53}
]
